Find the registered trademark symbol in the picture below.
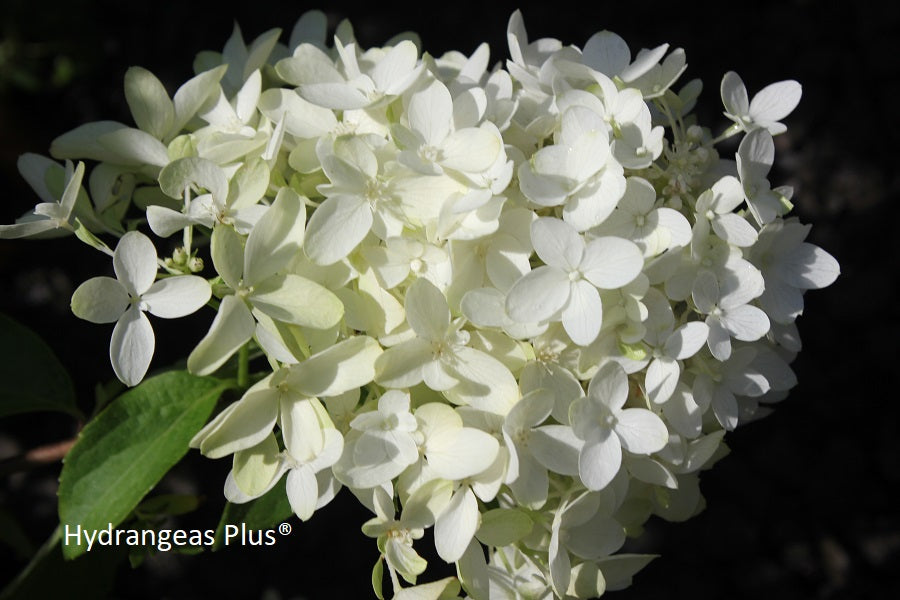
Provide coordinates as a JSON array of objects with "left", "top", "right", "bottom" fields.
[{"left": 278, "top": 522, "right": 291, "bottom": 535}]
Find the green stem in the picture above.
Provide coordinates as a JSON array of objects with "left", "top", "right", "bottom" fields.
[
  {"left": 711, "top": 123, "right": 742, "bottom": 145},
  {"left": 1, "top": 525, "right": 61, "bottom": 598}
]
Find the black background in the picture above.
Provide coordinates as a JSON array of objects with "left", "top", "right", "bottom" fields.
[{"left": 0, "top": 0, "right": 897, "bottom": 598}]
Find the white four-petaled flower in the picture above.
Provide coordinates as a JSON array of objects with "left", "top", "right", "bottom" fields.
[{"left": 71, "top": 231, "right": 211, "bottom": 385}]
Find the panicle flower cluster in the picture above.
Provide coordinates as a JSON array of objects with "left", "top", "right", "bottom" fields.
[{"left": 2, "top": 10, "right": 839, "bottom": 598}]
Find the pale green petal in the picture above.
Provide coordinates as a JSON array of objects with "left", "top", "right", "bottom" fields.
[
  {"left": 427, "top": 427, "right": 498, "bottom": 480},
  {"left": 615, "top": 408, "right": 668, "bottom": 454},
  {"left": 187, "top": 295, "right": 255, "bottom": 376},
  {"left": 196, "top": 385, "right": 279, "bottom": 458},
  {"left": 58, "top": 161, "right": 85, "bottom": 217},
  {"left": 567, "top": 563, "right": 607, "bottom": 600},
  {"left": 579, "top": 429, "right": 621, "bottom": 491},
  {"left": 98, "top": 127, "right": 169, "bottom": 167},
  {"left": 664, "top": 321, "right": 709, "bottom": 360},
  {"left": 531, "top": 217, "right": 583, "bottom": 270},
  {"left": 626, "top": 455, "right": 677, "bottom": 489},
  {"left": 370, "top": 40, "right": 419, "bottom": 94},
  {"left": 423, "top": 360, "right": 459, "bottom": 392},
  {"left": 444, "top": 347, "right": 518, "bottom": 415},
  {"left": 596, "top": 554, "right": 656, "bottom": 592},
  {"left": 276, "top": 44, "right": 343, "bottom": 86},
  {"left": 460, "top": 288, "right": 506, "bottom": 328},
  {"left": 749, "top": 80, "right": 802, "bottom": 126},
  {"left": 286, "top": 464, "right": 319, "bottom": 521},
  {"left": 507, "top": 450, "right": 549, "bottom": 509},
  {"left": 170, "top": 65, "right": 228, "bottom": 137},
  {"left": 720, "top": 71, "right": 749, "bottom": 117},
  {"left": 282, "top": 398, "right": 324, "bottom": 462},
  {"left": 567, "top": 129, "right": 608, "bottom": 182},
  {"left": 71, "top": 276, "right": 129, "bottom": 323},
  {"left": 645, "top": 356, "right": 679, "bottom": 405},
  {"left": 50, "top": 120, "right": 129, "bottom": 163},
  {"left": 257, "top": 88, "right": 337, "bottom": 138},
  {"left": 580, "top": 236, "right": 643, "bottom": 289},
  {"left": 517, "top": 161, "right": 571, "bottom": 206},
  {"left": 113, "top": 231, "right": 158, "bottom": 296},
  {"left": 303, "top": 195, "right": 372, "bottom": 265},
  {"left": 385, "top": 537, "right": 427, "bottom": 584},
  {"left": 561, "top": 279, "right": 602, "bottom": 346},
  {"left": 505, "top": 266, "right": 570, "bottom": 323},
  {"left": 146, "top": 205, "right": 195, "bottom": 238},
  {"left": 374, "top": 338, "right": 431, "bottom": 389},
  {"left": 404, "top": 278, "right": 449, "bottom": 342},
  {"left": 17, "top": 153, "right": 58, "bottom": 204},
  {"left": 549, "top": 524, "right": 571, "bottom": 597},
  {"left": 408, "top": 80, "right": 451, "bottom": 146},
  {"left": 142, "top": 276, "right": 211, "bottom": 319},
  {"left": 721, "top": 304, "right": 769, "bottom": 341},
  {"left": 691, "top": 270, "right": 719, "bottom": 314},
  {"left": 225, "top": 158, "right": 270, "bottom": 210},
  {"left": 250, "top": 274, "right": 343, "bottom": 329},
  {"left": 288, "top": 336, "right": 382, "bottom": 397},
  {"left": 159, "top": 156, "right": 229, "bottom": 204},
  {"left": 713, "top": 213, "right": 757, "bottom": 247},
  {"left": 124, "top": 66, "right": 174, "bottom": 140},
  {"left": 0, "top": 219, "right": 56, "bottom": 239},
  {"left": 339, "top": 434, "right": 401, "bottom": 489},
  {"left": 210, "top": 225, "right": 245, "bottom": 290},
  {"left": 298, "top": 82, "right": 370, "bottom": 110},
  {"left": 782, "top": 242, "right": 840, "bottom": 289},
  {"left": 582, "top": 30, "right": 627, "bottom": 75},
  {"left": 568, "top": 513, "right": 626, "bottom": 558},
  {"left": 587, "top": 362, "right": 629, "bottom": 411},
  {"left": 505, "top": 389, "right": 554, "bottom": 432},
  {"left": 530, "top": 425, "right": 582, "bottom": 476},
  {"left": 434, "top": 486, "right": 478, "bottom": 563},
  {"left": 233, "top": 69, "right": 261, "bottom": 124},
  {"left": 244, "top": 188, "right": 306, "bottom": 285},
  {"left": 110, "top": 306, "right": 155, "bottom": 387},
  {"left": 232, "top": 432, "right": 284, "bottom": 497},
  {"left": 440, "top": 127, "right": 500, "bottom": 173}
]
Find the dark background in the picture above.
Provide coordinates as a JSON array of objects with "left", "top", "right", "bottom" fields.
[{"left": 0, "top": 0, "right": 897, "bottom": 598}]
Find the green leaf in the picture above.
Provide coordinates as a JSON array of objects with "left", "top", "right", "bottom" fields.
[
  {"left": 58, "top": 371, "right": 230, "bottom": 559},
  {"left": 213, "top": 477, "right": 292, "bottom": 550},
  {"left": 0, "top": 313, "right": 80, "bottom": 418},
  {"left": 133, "top": 493, "right": 202, "bottom": 520}
]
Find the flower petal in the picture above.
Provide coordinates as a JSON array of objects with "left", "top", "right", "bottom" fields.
[
  {"left": 303, "top": 195, "right": 372, "bottom": 265},
  {"left": 434, "top": 487, "right": 478, "bottom": 563},
  {"left": 113, "top": 231, "right": 158, "bottom": 296},
  {"left": 286, "top": 465, "right": 319, "bottom": 521},
  {"left": 143, "top": 276, "right": 211, "bottom": 318},
  {"left": 561, "top": 279, "right": 602, "bottom": 346},
  {"left": 614, "top": 408, "right": 668, "bottom": 454},
  {"left": 110, "top": 306, "right": 154, "bottom": 386},
  {"left": 580, "top": 235, "right": 644, "bottom": 290},
  {"left": 505, "top": 266, "right": 570, "bottom": 323},
  {"left": 71, "top": 277, "right": 129, "bottom": 323},
  {"left": 187, "top": 295, "right": 255, "bottom": 376},
  {"left": 579, "top": 429, "right": 621, "bottom": 491}
]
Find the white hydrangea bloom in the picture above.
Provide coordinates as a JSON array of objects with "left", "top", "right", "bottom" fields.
[
  {"left": 71, "top": 231, "right": 210, "bottom": 385},
  {"left": 8, "top": 9, "right": 840, "bottom": 598}
]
